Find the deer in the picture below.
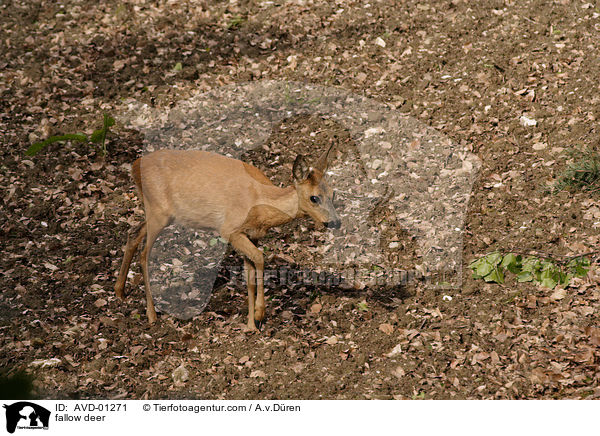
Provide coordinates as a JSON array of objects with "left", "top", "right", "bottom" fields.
[{"left": 114, "top": 144, "right": 341, "bottom": 331}]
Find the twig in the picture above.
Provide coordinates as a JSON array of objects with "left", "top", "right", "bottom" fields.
[{"left": 562, "top": 250, "right": 600, "bottom": 263}]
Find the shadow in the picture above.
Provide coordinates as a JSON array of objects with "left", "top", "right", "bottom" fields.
[
  {"left": 0, "top": 368, "right": 34, "bottom": 400},
  {"left": 206, "top": 248, "right": 417, "bottom": 322}
]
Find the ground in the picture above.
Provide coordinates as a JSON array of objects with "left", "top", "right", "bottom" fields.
[{"left": 1, "top": 0, "right": 599, "bottom": 399}]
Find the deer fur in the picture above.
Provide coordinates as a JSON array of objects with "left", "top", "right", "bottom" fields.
[{"left": 114, "top": 145, "right": 341, "bottom": 330}]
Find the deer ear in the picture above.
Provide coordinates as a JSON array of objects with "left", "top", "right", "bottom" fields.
[
  {"left": 292, "top": 155, "right": 311, "bottom": 181},
  {"left": 314, "top": 142, "right": 335, "bottom": 173}
]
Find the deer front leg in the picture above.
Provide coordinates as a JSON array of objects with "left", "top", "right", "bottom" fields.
[
  {"left": 230, "top": 233, "right": 264, "bottom": 330},
  {"left": 243, "top": 258, "right": 257, "bottom": 331},
  {"left": 254, "top": 259, "right": 265, "bottom": 325}
]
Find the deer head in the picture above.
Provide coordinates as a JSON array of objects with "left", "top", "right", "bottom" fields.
[{"left": 292, "top": 143, "right": 341, "bottom": 229}]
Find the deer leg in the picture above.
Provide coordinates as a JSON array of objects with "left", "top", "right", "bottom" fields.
[
  {"left": 248, "top": 238, "right": 265, "bottom": 326},
  {"left": 115, "top": 222, "right": 147, "bottom": 299},
  {"left": 230, "top": 233, "right": 264, "bottom": 330},
  {"left": 140, "top": 213, "right": 170, "bottom": 324},
  {"left": 243, "top": 258, "right": 257, "bottom": 331},
  {"left": 254, "top": 260, "right": 265, "bottom": 325}
]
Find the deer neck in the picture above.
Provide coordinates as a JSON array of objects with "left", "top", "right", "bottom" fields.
[{"left": 261, "top": 185, "right": 299, "bottom": 222}]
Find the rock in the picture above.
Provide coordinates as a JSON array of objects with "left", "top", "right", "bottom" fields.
[
  {"left": 519, "top": 115, "right": 537, "bottom": 127},
  {"left": 374, "top": 37, "right": 386, "bottom": 47}
]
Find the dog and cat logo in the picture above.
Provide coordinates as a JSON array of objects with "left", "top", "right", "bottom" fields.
[{"left": 3, "top": 402, "right": 50, "bottom": 433}]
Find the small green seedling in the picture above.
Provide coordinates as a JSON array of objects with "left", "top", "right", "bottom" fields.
[
  {"left": 227, "top": 15, "right": 246, "bottom": 29},
  {"left": 26, "top": 114, "right": 115, "bottom": 157},
  {"left": 356, "top": 301, "right": 369, "bottom": 312},
  {"left": 551, "top": 147, "right": 600, "bottom": 194}
]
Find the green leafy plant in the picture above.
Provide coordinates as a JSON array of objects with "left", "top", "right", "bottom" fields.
[
  {"left": 551, "top": 147, "right": 600, "bottom": 194},
  {"left": 356, "top": 301, "right": 369, "bottom": 312},
  {"left": 469, "top": 252, "right": 590, "bottom": 289},
  {"left": 227, "top": 15, "right": 246, "bottom": 29},
  {"left": 26, "top": 114, "right": 115, "bottom": 157}
]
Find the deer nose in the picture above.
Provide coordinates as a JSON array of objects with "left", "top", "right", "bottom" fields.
[{"left": 325, "top": 219, "right": 341, "bottom": 229}]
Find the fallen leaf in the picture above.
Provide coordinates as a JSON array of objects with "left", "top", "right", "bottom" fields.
[
  {"left": 571, "top": 347, "right": 595, "bottom": 364},
  {"left": 113, "top": 59, "right": 125, "bottom": 71},
  {"left": 310, "top": 303, "right": 322, "bottom": 314},
  {"left": 44, "top": 262, "right": 58, "bottom": 271},
  {"left": 94, "top": 298, "right": 108, "bottom": 308},
  {"left": 172, "top": 364, "right": 189, "bottom": 383},
  {"left": 325, "top": 336, "right": 338, "bottom": 345},
  {"left": 379, "top": 323, "right": 394, "bottom": 335},
  {"left": 30, "top": 358, "right": 61, "bottom": 368},
  {"left": 550, "top": 288, "right": 567, "bottom": 301},
  {"left": 392, "top": 366, "right": 405, "bottom": 378},
  {"left": 386, "top": 343, "right": 403, "bottom": 357}
]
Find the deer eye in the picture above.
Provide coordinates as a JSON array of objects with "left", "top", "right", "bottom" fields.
[{"left": 310, "top": 195, "right": 321, "bottom": 204}]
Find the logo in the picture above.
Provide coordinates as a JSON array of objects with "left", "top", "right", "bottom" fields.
[{"left": 3, "top": 402, "right": 50, "bottom": 434}]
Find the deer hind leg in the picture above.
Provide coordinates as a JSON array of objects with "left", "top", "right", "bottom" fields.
[
  {"left": 115, "top": 222, "right": 147, "bottom": 299},
  {"left": 140, "top": 211, "right": 170, "bottom": 324},
  {"left": 230, "top": 233, "right": 264, "bottom": 330}
]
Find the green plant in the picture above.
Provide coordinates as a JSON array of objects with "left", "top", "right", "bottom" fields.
[
  {"left": 356, "top": 301, "right": 369, "bottom": 312},
  {"left": 551, "top": 147, "right": 600, "bottom": 194},
  {"left": 26, "top": 114, "right": 115, "bottom": 157},
  {"left": 469, "top": 252, "right": 590, "bottom": 289},
  {"left": 227, "top": 15, "right": 246, "bottom": 29}
]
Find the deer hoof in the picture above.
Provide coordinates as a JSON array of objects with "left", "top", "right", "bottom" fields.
[
  {"left": 254, "top": 306, "right": 265, "bottom": 322},
  {"left": 246, "top": 320, "right": 259, "bottom": 332},
  {"left": 114, "top": 284, "right": 125, "bottom": 300},
  {"left": 147, "top": 311, "right": 158, "bottom": 324}
]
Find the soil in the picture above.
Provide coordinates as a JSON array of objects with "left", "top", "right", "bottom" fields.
[{"left": 1, "top": 0, "right": 599, "bottom": 399}]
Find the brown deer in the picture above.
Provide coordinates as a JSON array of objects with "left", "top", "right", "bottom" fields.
[{"left": 114, "top": 145, "right": 341, "bottom": 330}]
